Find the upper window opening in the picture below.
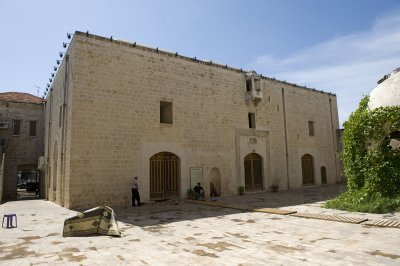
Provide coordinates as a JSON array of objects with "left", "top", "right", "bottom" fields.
[
  {"left": 160, "top": 101, "right": 173, "bottom": 124},
  {"left": 30, "top": 121, "right": 37, "bottom": 137},
  {"left": 246, "top": 80, "right": 252, "bottom": 92},
  {"left": 308, "top": 121, "right": 315, "bottom": 136},
  {"left": 13, "top": 120, "right": 21, "bottom": 136},
  {"left": 248, "top": 113, "right": 256, "bottom": 129}
]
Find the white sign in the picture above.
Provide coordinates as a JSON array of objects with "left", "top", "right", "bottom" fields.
[{"left": 190, "top": 167, "right": 203, "bottom": 189}]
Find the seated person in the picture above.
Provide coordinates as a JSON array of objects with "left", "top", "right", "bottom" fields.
[
  {"left": 193, "top": 183, "right": 205, "bottom": 200},
  {"left": 210, "top": 182, "right": 219, "bottom": 197}
]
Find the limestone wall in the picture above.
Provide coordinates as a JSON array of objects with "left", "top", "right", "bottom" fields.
[
  {"left": 44, "top": 46, "right": 74, "bottom": 207},
  {"left": 47, "top": 32, "right": 340, "bottom": 209},
  {"left": 0, "top": 101, "right": 44, "bottom": 200}
]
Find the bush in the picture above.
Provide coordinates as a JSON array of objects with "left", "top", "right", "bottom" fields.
[
  {"left": 324, "top": 190, "right": 400, "bottom": 213},
  {"left": 342, "top": 96, "right": 400, "bottom": 197},
  {"left": 326, "top": 96, "right": 400, "bottom": 213}
]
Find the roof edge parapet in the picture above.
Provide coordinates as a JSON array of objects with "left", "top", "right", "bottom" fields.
[{"left": 74, "top": 31, "right": 336, "bottom": 96}]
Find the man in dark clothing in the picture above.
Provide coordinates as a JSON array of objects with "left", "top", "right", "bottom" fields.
[
  {"left": 132, "top": 176, "right": 141, "bottom": 206},
  {"left": 193, "top": 183, "right": 204, "bottom": 200}
]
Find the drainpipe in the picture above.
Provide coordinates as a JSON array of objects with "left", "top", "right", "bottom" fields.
[
  {"left": 46, "top": 89, "right": 53, "bottom": 200},
  {"left": 281, "top": 88, "right": 290, "bottom": 190}
]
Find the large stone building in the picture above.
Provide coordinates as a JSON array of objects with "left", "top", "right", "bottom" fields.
[
  {"left": 44, "top": 31, "right": 340, "bottom": 209},
  {"left": 0, "top": 92, "right": 45, "bottom": 201}
]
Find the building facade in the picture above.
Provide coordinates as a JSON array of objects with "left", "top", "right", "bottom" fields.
[
  {"left": 45, "top": 31, "right": 340, "bottom": 209},
  {"left": 0, "top": 92, "right": 45, "bottom": 201}
]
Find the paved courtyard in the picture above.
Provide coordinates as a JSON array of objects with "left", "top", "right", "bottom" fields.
[{"left": 1, "top": 184, "right": 400, "bottom": 265}]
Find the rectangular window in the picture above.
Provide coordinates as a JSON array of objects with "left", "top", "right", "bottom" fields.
[
  {"left": 248, "top": 113, "right": 256, "bottom": 129},
  {"left": 13, "top": 120, "right": 21, "bottom": 136},
  {"left": 246, "top": 80, "right": 252, "bottom": 92},
  {"left": 160, "top": 101, "right": 173, "bottom": 124},
  {"left": 308, "top": 121, "right": 315, "bottom": 136},
  {"left": 30, "top": 121, "right": 37, "bottom": 137}
]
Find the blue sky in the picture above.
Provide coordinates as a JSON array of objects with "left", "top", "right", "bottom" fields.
[{"left": 1, "top": 0, "right": 400, "bottom": 125}]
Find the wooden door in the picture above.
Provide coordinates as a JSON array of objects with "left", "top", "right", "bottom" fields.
[
  {"left": 302, "top": 154, "right": 314, "bottom": 185},
  {"left": 244, "top": 153, "right": 263, "bottom": 191},
  {"left": 150, "top": 152, "right": 180, "bottom": 200}
]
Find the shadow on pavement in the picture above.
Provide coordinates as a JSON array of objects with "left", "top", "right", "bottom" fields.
[{"left": 112, "top": 184, "right": 347, "bottom": 229}]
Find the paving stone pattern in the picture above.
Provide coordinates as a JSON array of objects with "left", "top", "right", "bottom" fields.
[{"left": 1, "top": 185, "right": 400, "bottom": 265}]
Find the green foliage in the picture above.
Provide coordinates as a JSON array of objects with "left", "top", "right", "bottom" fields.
[
  {"left": 324, "top": 189, "right": 400, "bottom": 213},
  {"left": 327, "top": 96, "right": 400, "bottom": 213},
  {"left": 342, "top": 97, "right": 370, "bottom": 190},
  {"left": 342, "top": 96, "right": 400, "bottom": 197}
]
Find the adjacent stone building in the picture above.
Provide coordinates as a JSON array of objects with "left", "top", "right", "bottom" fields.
[
  {"left": 0, "top": 92, "right": 45, "bottom": 201},
  {"left": 44, "top": 31, "right": 340, "bottom": 209}
]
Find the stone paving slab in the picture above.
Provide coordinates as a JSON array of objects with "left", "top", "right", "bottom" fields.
[
  {"left": 251, "top": 208, "right": 296, "bottom": 215},
  {"left": 365, "top": 219, "right": 400, "bottom": 228},
  {"left": 185, "top": 200, "right": 227, "bottom": 208},
  {"left": 290, "top": 212, "right": 368, "bottom": 224}
]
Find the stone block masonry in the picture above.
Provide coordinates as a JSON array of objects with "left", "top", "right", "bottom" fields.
[{"left": 44, "top": 31, "right": 340, "bottom": 209}]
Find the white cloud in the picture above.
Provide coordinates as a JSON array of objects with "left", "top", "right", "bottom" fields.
[{"left": 247, "top": 11, "right": 400, "bottom": 125}]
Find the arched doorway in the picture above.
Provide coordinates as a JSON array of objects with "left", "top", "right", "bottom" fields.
[
  {"left": 210, "top": 167, "right": 221, "bottom": 197},
  {"left": 302, "top": 154, "right": 315, "bottom": 185},
  {"left": 150, "top": 152, "right": 180, "bottom": 200},
  {"left": 244, "top": 153, "right": 263, "bottom": 191},
  {"left": 321, "top": 166, "right": 327, "bottom": 184}
]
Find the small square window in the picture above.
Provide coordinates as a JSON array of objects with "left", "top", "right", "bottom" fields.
[
  {"left": 30, "top": 121, "right": 37, "bottom": 137},
  {"left": 308, "top": 121, "right": 315, "bottom": 136},
  {"left": 13, "top": 120, "right": 21, "bottom": 136},
  {"left": 248, "top": 113, "right": 256, "bottom": 129},
  {"left": 160, "top": 101, "right": 173, "bottom": 124}
]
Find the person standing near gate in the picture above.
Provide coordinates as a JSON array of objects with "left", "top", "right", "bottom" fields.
[{"left": 132, "top": 176, "right": 141, "bottom": 206}]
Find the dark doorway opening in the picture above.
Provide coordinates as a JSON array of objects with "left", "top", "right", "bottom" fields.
[
  {"left": 302, "top": 154, "right": 315, "bottom": 185},
  {"left": 17, "top": 168, "right": 41, "bottom": 200},
  {"left": 321, "top": 166, "right": 327, "bottom": 184}
]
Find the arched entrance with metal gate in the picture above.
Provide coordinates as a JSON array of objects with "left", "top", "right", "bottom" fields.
[
  {"left": 16, "top": 165, "right": 40, "bottom": 200},
  {"left": 244, "top": 153, "right": 263, "bottom": 191},
  {"left": 150, "top": 152, "right": 180, "bottom": 200}
]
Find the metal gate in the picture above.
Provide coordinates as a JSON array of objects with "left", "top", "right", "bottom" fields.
[
  {"left": 150, "top": 152, "right": 180, "bottom": 200},
  {"left": 302, "top": 154, "right": 315, "bottom": 185},
  {"left": 244, "top": 153, "right": 263, "bottom": 191}
]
